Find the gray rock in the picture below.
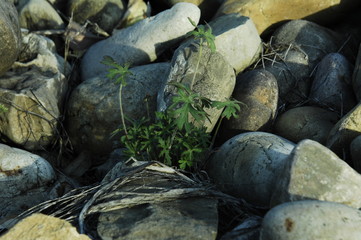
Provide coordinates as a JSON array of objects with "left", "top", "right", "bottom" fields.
[
  {"left": 158, "top": 42, "right": 235, "bottom": 132},
  {"left": 0, "top": 33, "right": 70, "bottom": 150},
  {"left": 0, "top": 0, "right": 21, "bottom": 76},
  {"left": 100, "top": 157, "right": 146, "bottom": 184},
  {"left": 274, "top": 106, "right": 339, "bottom": 144},
  {"left": 81, "top": 2, "right": 200, "bottom": 81},
  {"left": 95, "top": 148, "right": 127, "bottom": 180},
  {"left": 1, "top": 187, "right": 58, "bottom": 227},
  {"left": 1, "top": 213, "right": 90, "bottom": 240},
  {"left": 350, "top": 135, "right": 361, "bottom": 173},
  {"left": 222, "top": 69, "right": 278, "bottom": 139},
  {"left": 271, "top": 21, "right": 340, "bottom": 65},
  {"left": 67, "top": 63, "right": 170, "bottom": 155},
  {"left": 18, "top": 0, "right": 65, "bottom": 31},
  {"left": 0, "top": 144, "right": 55, "bottom": 198},
  {"left": 97, "top": 160, "right": 218, "bottom": 240},
  {"left": 67, "top": 0, "right": 126, "bottom": 33},
  {"left": 209, "top": 13, "right": 262, "bottom": 74},
  {"left": 206, "top": 132, "right": 295, "bottom": 207},
  {"left": 260, "top": 200, "right": 361, "bottom": 240},
  {"left": 97, "top": 198, "right": 218, "bottom": 240},
  {"left": 352, "top": 43, "right": 361, "bottom": 102},
  {"left": 220, "top": 215, "right": 261, "bottom": 240},
  {"left": 265, "top": 20, "right": 341, "bottom": 105},
  {"left": 326, "top": 102, "right": 361, "bottom": 157},
  {"left": 310, "top": 53, "right": 356, "bottom": 113},
  {"left": 271, "top": 139, "right": 361, "bottom": 209}
]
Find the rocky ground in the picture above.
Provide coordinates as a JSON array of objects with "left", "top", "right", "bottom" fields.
[{"left": 1, "top": 0, "right": 361, "bottom": 239}]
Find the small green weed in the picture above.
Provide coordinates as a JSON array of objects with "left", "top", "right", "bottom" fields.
[
  {"left": 101, "top": 56, "right": 132, "bottom": 135},
  {"left": 0, "top": 104, "right": 8, "bottom": 113},
  {"left": 102, "top": 18, "right": 240, "bottom": 170},
  {"left": 187, "top": 17, "right": 216, "bottom": 53}
]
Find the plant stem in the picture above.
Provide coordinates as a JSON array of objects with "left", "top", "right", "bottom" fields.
[
  {"left": 190, "top": 39, "right": 203, "bottom": 90},
  {"left": 119, "top": 84, "right": 128, "bottom": 136},
  {"left": 210, "top": 116, "right": 223, "bottom": 150}
]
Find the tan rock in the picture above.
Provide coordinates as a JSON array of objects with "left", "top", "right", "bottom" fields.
[
  {"left": 0, "top": 214, "right": 90, "bottom": 240},
  {"left": 0, "top": 0, "right": 21, "bottom": 76},
  {"left": 326, "top": 102, "right": 361, "bottom": 157},
  {"left": 215, "top": 0, "right": 361, "bottom": 35},
  {"left": 221, "top": 69, "right": 278, "bottom": 140}
]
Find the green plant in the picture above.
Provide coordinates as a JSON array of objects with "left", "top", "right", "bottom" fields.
[
  {"left": 0, "top": 104, "right": 8, "bottom": 113},
  {"left": 186, "top": 17, "right": 216, "bottom": 89},
  {"left": 114, "top": 80, "right": 240, "bottom": 170},
  {"left": 102, "top": 19, "right": 241, "bottom": 170},
  {"left": 101, "top": 56, "right": 132, "bottom": 136}
]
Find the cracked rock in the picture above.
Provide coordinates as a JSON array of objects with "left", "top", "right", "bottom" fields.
[{"left": 206, "top": 132, "right": 295, "bottom": 207}]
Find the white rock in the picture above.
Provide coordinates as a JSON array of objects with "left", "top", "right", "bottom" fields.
[
  {"left": 0, "top": 144, "right": 55, "bottom": 198},
  {"left": 260, "top": 200, "right": 361, "bottom": 240},
  {"left": 271, "top": 139, "right": 361, "bottom": 208},
  {"left": 157, "top": 42, "right": 235, "bottom": 132},
  {"left": 81, "top": 2, "right": 200, "bottom": 81},
  {"left": 209, "top": 13, "right": 262, "bottom": 74},
  {"left": 18, "top": 0, "right": 64, "bottom": 30}
]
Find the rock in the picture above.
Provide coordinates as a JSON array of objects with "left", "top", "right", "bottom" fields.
[
  {"left": 94, "top": 148, "right": 127, "bottom": 180},
  {"left": 100, "top": 157, "right": 144, "bottom": 184},
  {"left": 0, "top": 144, "right": 56, "bottom": 223},
  {"left": 274, "top": 106, "right": 339, "bottom": 144},
  {"left": 97, "top": 160, "right": 218, "bottom": 240},
  {"left": 0, "top": 33, "right": 70, "bottom": 150},
  {"left": 18, "top": 0, "right": 65, "bottom": 31},
  {"left": 118, "top": 0, "right": 149, "bottom": 28},
  {"left": 221, "top": 69, "right": 278, "bottom": 140},
  {"left": 0, "top": 144, "right": 55, "bottom": 197},
  {"left": 208, "top": 13, "right": 262, "bottom": 74},
  {"left": 272, "top": 20, "right": 341, "bottom": 67},
  {"left": 310, "top": 53, "right": 356, "bottom": 113},
  {"left": 98, "top": 198, "right": 218, "bottom": 240},
  {"left": 0, "top": 213, "right": 90, "bottom": 240},
  {"left": 260, "top": 200, "right": 361, "bottom": 240},
  {"left": 271, "top": 139, "right": 361, "bottom": 208},
  {"left": 351, "top": 135, "right": 361, "bottom": 173},
  {"left": 220, "top": 215, "right": 262, "bottom": 240},
  {"left": 1, "top": 187, "right": 58, "bottom": 227},
  {"left": 215, "top": 0, "right": 361, "bottom": 35},
  {"left": 0, "top": 0, "right": 21, "bottom": 76},
  {"left": 67, "top": 0, "right": 126, "bottom": 33},
  {"left": 81, "top": 2, "right": 200, "bottom": 81},
  {"left": 157, "top": 42, "right": 235, "bottom": 132},
  {"left": 67, "top": 63, "right": 170, "bottom": 155},
  {"left": 326, "top": 102, "right": 361, "bottom": 158},
  {"left": 352, "top": 43, "right": 361, "bottom": 102},
  {"left": 162, "top": 0, "right": 223, "bottom": 21},
  {"left": 48, "top": 0, "right": 68, "bottom": 12},
  {"left": 264, "top": 20, "right": 341, "bottom": 105},
  {"left": 206, "top": 132, "right": 295, "bottom": 207}
]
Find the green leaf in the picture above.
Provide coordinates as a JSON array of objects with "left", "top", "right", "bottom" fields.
[
  {"left": 187, "top": 17, "right": 197, "bottom": 27},
  {"left": 101, "top": 56, "right": 132, "bottom": 86},
  {"left": 0, "top": 103, "right": 9, "bottom": 113}
]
